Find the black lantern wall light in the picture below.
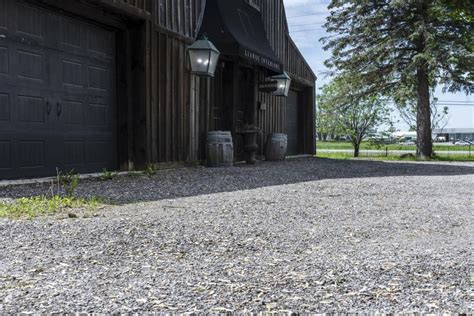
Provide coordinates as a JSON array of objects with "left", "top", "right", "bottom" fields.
[
  {"left": 258, "top": 71, "right": 292, "bottom": 97},
  {"left": 271, "top": 71, "right": 291, "bottom": 97},
  {"left": 188, "top": 36, "right": 221, "bottom": 77}
]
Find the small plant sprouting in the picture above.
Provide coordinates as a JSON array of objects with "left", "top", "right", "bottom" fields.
[
  {"left": 56, "top": 168, "right": 80, "bottom": 197},
  {"left": 100, "top": 168, "right": 116, "bottom": 181},
  {"left": 144, "top": 163, "right": 159, "bottom": 177}
]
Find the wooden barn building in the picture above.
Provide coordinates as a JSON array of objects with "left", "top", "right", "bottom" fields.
[{"left": 0, "top": 0, "right": 316, "bottom": 179}]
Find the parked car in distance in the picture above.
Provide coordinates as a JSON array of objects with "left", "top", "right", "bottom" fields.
[
  {"left": 399, "top": 141, "right": 416, "bottom": 146},
  {"left": 454, "top": 140, "right": 471, "bottom": 146}
]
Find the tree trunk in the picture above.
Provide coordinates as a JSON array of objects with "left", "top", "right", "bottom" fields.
[
  {"left": 353, "top": 143, "right": 360, "bottom": 157},
  {"left": 416, "top": 65, "right": 433, "bottom": 159},
  {"left": 415, "top": 0, "right": 432, "bottom": 159}
]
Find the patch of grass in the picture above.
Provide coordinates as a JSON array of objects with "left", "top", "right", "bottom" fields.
[
  {"left": 316, "top": 152, "right": 474, "bottom": 162},
  {"left": 0, "top": 195, "right": 105, "bottom": 219},
  {"left": 317, "top": 141, "right": 471, "bottom": 152}
]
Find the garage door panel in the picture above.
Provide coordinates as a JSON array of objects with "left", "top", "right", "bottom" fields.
[
  {"left": 86, "top": 103, "right": 109, "bottom": 127},
  {"left": 61, "top": 19, "right": 84, "bottom": 50},
  {"left": 0, "top": 45, "right": 8, "bottom": 74},
  {"left": 16, "top": 49, "right": 46, "bottom": 81},
  {"left": 0, "top": 140, "right": 12, "bottom": 169},
  {"left": 61, "top": 99, "right": 84, "bottom": 126},
  {"left": 63, "top": 141, "right": 85, "bottom": 166},
  {"left": 17, "top": 94, "right": 46, "bottom": 123},
  {"left": 0, "top": 0, "right": 7, "bottom": 29},
  {"left": 15, "top": 3, "right": 44, "bottom": 39},
  {"left": 87, "top": 65, "right": 111, "bottom": 91},
  {"left": 87, "top": 26, "right": 115, "bottom": 57},
  {"left": 17, "top": 140, "right": 46, "bottom": 168},
  {"left": 0, "top": 93, "right": 10, "bottom": 121},
  {"left": 86, "top": 141, "right": 113, "bottom": 164},
  {"left": 62, "top": 59, "right": 84, "bottom": 88}
]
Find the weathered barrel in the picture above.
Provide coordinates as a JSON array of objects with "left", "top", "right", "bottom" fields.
[
  {"left": 265, "top": 133, "right": 288, "bottom": 161},
  {"left": 206, "top": 131, "right": 234, "bottom": 167}
]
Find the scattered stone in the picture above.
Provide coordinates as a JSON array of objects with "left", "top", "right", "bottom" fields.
[{"left": 0, "top": 158, "right": 472, "bottom": 313}]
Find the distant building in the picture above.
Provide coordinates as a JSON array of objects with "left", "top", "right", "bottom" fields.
[
  {"left": 433, "top": 128, "right": 474, "bottom": 142},
  {"left": 392, "top": 131, "right": 417, "bottom": 141}
]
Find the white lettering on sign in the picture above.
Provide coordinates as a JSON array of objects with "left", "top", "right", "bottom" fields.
[{"left": 244, "top": 49, "right": 280, "bottom": 70}]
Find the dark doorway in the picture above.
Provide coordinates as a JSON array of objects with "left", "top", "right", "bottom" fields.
[
  {"left": 287, "top": 90, "right": 300, "bottom": 156},
  {"left": 234, "top": 66, "right": 255, "bottom": 161}
]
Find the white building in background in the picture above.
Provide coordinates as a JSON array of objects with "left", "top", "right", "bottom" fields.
[
  {"left": 433, "top": 128, "right": 474, "bottom": 142},
  {"left": 392, "top": 131, "right": 417, "bottom": 140}
]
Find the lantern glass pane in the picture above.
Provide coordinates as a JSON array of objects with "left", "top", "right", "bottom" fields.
[
  {"left": 189, "top": 50, "right": 212, "bottom": 74},
  {"left": 272, "top": 76, "right": 291, "bottom": 97},
  {"left": 208, "top": 50, "right": 220, "bottom": 76}
]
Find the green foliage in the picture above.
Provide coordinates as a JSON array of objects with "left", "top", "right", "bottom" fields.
[
  {"left": 57, "top": 169, "right": 80, "bottom": 197},
  {"left": 0, "top": 195, "right": 103, "bottom": 219},
  {"left": 144, "top": 163, "right": 159, "bottom": 177},
  {"left": 397, "top": 96, "right": 450, "bottom": 131},
  {"left": 100, "top": 168, "right": 117, "bottom": 181},
  {"left": 317, "top": 152, "right": 474, "bottom": 162},
  {"left": 321, "top": 0, "right": 473, "bottom": 157},
  {"left": 317, "top": 141, "right": 469, "bottom": 152},
  {"left": 317, "top": 76, "right": 392, "bottom": 157}
]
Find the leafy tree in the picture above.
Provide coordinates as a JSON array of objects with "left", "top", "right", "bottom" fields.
[
  {"left": 318, "top": 77, "right": 392, "bottom": 157},
  {"left": 398, "top": 96, "right": 450, "bottom": 132},
  {"left": 322, "top": 0, "right": 474, "bottom": 159},
  {"left": 316, "top": 95, "right": 343, "bottom": 141}
]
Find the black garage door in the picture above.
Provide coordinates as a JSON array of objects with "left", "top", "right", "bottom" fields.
[
  {"left": 286, "top": 90, "right": 299, "bottom": 156},
  {"left": 0, "top": 0, "right": 117, "bottom": 179}
]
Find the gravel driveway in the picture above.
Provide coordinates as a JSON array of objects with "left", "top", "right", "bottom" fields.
[{"left": 1, "top": 158, "right": 473, "bottom": 313}]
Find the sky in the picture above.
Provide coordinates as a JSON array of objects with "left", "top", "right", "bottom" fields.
[{"left": 282, "top": 0, "right": 474, "bottom": 130}]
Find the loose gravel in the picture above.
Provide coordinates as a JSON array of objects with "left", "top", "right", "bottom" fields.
[{"left": 0, "top": 158, "right": 473, "bottom": 313}]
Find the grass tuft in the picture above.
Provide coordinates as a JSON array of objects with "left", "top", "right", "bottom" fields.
[{"left": 0, "top": 195, "right": 104, "bottom": 219}]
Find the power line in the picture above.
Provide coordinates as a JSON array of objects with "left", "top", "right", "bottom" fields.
[
  {"left": 289, "top": 22, "right": 326, "bottom": 27},
  {"left": 287, "top": 12, "right": 328, "bottom": 18},
  {"left": 437, "top": 100, "right": 474, "bottom": 104},
  {"left": 290, "top": 28, "right": 325, "bottom": 33}
]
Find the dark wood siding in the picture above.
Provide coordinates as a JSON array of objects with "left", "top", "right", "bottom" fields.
[
  {"left": 101, "top": 0, "right": 316, "bottom": 162},
  {"left": 7, "top": 0, "right": 316, "bottom": 173},
  {"left": 258, "top": 0, "right": 316, "bottom": 85}
]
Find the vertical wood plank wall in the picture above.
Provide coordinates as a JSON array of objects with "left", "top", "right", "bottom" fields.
[{"left": 99, "top": 0, "right": 316, "bottom": 162}]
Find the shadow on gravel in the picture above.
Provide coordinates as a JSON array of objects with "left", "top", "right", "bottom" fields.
[{"left": 1, "top": 158, "right": 473, "bottom": 204}]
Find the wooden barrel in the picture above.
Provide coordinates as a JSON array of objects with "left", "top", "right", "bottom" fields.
[
  {"left": 265, "top": 133, "right": 288, "bottom": 161},
  {"left": 206, "top": 131, "right": 234, "bottom": 167}
]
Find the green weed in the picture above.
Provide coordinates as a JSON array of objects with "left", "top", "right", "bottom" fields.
[
  {"left": 0, "top": 195, "right": 104, "bottom": 219},
  {"left": 100, "top": 168, "right": 117, "bottom": 181},
  {"left": 144, "top": 163, "right": 159, "bottom": 176}
]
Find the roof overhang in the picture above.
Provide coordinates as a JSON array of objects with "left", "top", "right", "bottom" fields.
[{"left": 197, "top": 0, "right": 283, "bottom": 73}]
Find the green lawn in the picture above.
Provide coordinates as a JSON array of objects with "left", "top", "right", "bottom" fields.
[
  {"left": 316, "top": 141, "right": 472, "bottom": 152},
  {"left": 316, "top": 152, "right": 474, "bottom": 162}
]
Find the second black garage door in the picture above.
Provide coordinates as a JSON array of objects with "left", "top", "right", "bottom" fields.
[
  {"left": 0, "top": 0, "right": 117, "bottom": 179},
  {"left": 286, "top": 90, "right": 300, "bottom": 156}
]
